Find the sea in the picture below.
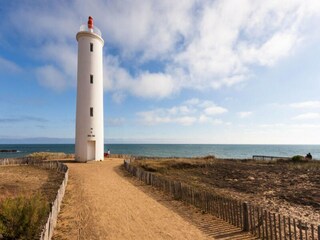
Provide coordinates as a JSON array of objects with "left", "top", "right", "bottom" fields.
[{"left": 0, "top": 144, "right": 319, "bottom": 160}]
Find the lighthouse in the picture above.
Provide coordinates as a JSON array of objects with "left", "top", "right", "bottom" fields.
[{"left": 75, "top": 16, "right": 104, "bottom": 162}]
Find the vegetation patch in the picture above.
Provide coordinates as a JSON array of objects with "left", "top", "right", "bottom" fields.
[
  {"left": 135, "top": 156, "right": 216, "bottom": 173},
  {"left": 131, "top": 156, "right": 320, "bottom": 224},
  {"left": 26, "top": 152, "right": 74, "bottom": 160},
  {"left": 0, "top": 165, "right": 65, "bottom": 238},
  {"left": 0, "top": 194, "right": 49, "bottom": 239},
  {"left": 291, "top": 155, "right": 306, "bottom": 162}
]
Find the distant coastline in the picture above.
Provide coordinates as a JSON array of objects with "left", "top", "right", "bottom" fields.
[{"left": 0, "top": 143, "right": 319, "bottom": 159}]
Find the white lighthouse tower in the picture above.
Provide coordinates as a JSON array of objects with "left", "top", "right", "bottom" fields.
[{"left": 75, "top": 16, "right": 104, "bottom": 162}]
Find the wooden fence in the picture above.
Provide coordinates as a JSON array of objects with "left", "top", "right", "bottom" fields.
[
  {"left": 252, "top": 155, "right": 290, "bottom": 161},
  {"left": 109, "top": 154, "right": 132, "bottom": 159},
  {"left": 0, "top": 158, "right": 69, "bottom": 240},
  {"left": 0, "top": 157, "right": 30, "bottom": 165},
  {"left": 38, "top": 161, "right": 68, "bottom": 240},
  {"left": 124, "top": 160, "right": 320, "bottom": 240}
]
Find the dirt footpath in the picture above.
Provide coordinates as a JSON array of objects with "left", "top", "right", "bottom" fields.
[{"left": 53, "top": 158, "right": 255, "bottom": 240}]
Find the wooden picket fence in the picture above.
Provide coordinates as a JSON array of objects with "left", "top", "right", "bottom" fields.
[
  {"left": 0, "top": 157, "right": 30, "bottom": 165},
  {"left": 124, "top": 159, "right": 320, "bottom": 240},
  {"left": 0, "top": 158, "right": 69, "bottom": 240},
  {"left": 38, "top": 161, "right": 68, "bottom": 240},
  {"left": 252, "top": 155, "right": 291, "bottom": 161}
]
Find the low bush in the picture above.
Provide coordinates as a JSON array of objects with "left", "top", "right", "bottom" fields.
[
  {"left": 0, "top": 194, "right": 49, "bottom": 239},
  {"left": 291, "top": 155, "right": 305, "bottom": 162},
  {"left": 203, "top": 155, "right": 216, "bottom": 160}
]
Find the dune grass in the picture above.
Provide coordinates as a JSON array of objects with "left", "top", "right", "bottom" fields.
[{"left": 26, "top": 152, "right": 74, "bottom": 160}]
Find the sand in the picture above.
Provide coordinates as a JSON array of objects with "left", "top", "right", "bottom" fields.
[{"left": 53, "top": 158, "right": 256, "bottom": 240}]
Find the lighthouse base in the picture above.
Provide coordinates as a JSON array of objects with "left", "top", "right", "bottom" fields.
[{"left": 75, "top": 138, "right": 104, "bottom": 162}]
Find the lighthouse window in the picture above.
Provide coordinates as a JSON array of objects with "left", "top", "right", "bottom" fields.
[
  {"left": 90, "top": 43, "right": 93, "bottom": 52},
  {"left": 90, "top": 107, "right": 93, "bottom": 117},
  {"left": 90, "top": 74, "right": 93, "bottom": 84}
]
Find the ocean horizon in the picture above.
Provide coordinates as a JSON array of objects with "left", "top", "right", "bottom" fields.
[{"left": 0, "top": 144, "right": 319, "bottom": 160}]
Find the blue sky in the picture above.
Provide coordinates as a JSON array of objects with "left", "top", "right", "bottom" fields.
[{"left": 1, "top": 0, "right": 320, "bottom": 144}]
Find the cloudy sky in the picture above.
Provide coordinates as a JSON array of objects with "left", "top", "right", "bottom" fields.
[{"left": 1, "top": 0, "right": 320, "bottom": 144}]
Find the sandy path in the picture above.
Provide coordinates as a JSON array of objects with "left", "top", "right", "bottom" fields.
[{"left": 53, "top": 158, "right": 255, "bottom": 240}]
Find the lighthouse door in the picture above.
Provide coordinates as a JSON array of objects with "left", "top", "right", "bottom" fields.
[{"left": 87, "top": 141, "right": 96, "bottom": 161}]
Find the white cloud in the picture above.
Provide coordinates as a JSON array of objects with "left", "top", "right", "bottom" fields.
[
  {"left": 137, "top": 99, "right": 228, "bottom": 126},
  {"left": 238, "top": 111, "right": 252, "bottom": 118},
  {"left": 4, "top": 0, "right": 320, "bottom": 98},
  {"left": 172, "top": 0, "right": 320, "bottom": 90},
  {"left": 204, "top": 106, "right": 228, "bottom": 115},
  {"left": 168, "top": 106, "right": 193, "bottom": 115},
  {"left": 259, "top": 123, "right": 286, "bottom": 128},
  {"left": 199, "top": 114, "right": 210, "bottom": 123},
  {"left": 292, "top": 112, "right": 320, "bottom": 120},
  {"left": 0, "top": 57, "right": 21, "bottom": 72},
  {"left": 132, "top": 73, "right": 176, "bottom": 99},
  {"left": 6, "top": 3, "right": 78, "bottom": 91},
  {"left": 175, "top": 116, "right": 197, "bottom": 126},
  {"left": 104, "top": 55, "right": 132, "bottom": 91},
  {"left": 239, "top": 32, "right": 299, "bottom": 66},
  {"left": 34, "top": 43, "right": 78, "bottom": 90},
  {"left": 137, "top": 110, "right": 171, "bottom": 125},
  {"left": 91, "top": 0, "right": 195, "bottom": 60},
  {"left": 289, "top": 101, "right": 320, "bottom": 109},
  {"left": 137, "top": 111, "right": 198, "bottom": 126},
  {"left": 8, "top": 3, "right": 78, "bottom": 42},
  {"left": 184, "top": 98, "right": 200, "bottom": 106},
  {"left": 104, "top": 56, "right": 177, "bottom": 99},
  {"left": 106, "top": 117, "right": 125, "bottom": 127},
  {"left": 36, "top": 65, "right": 67, "bottom": 91},
  {"left": 213, "top": 119, "right": 225, "bottom": 125},
  {"left": 112, "top": 92, "right": 126, "bottom": 104},
  {"left": 41, "top": 44, "right": 77, "bottom": 84}
]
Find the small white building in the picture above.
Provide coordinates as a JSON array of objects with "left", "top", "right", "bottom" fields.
[{"left": 75, "top": 16, "right": 104, "bottom": 162}]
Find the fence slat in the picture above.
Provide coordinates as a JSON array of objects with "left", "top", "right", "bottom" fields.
[
  {"left": 252, "top": 207, "right": 256, "bottom": 235},
  {"left": 298, "top": 220, "right": 303, "bottom": 240},
  {"left": 279, "top": 214, "right": 282, "bottom": 240},
  {"left": 243, "top": 202, "right": 249, "bottom": 231},
  {"left": 239, "top": 201, "right": 243, "bottom": 228},
  {"left": 266, "top": 210, "right": 269, "bottom": 239},
  {"left": 257, "top": 208, "right": 261, "bottom": 238},
  {"left": 293, "top": 219, "right": 297, "bottom": 240},
  {"left": 273, "top": 213, "right": 277, "bottom": 240},
  {"left": 289, "top": 217, "right": 292, "bottom": 240},
  {"left": 269, "top": 212, "right": 273, "bottom": 240},
  {"left": 304, "top": 223, "right": 307, "bottom": 240},
  {"left": 284, "top": 216, "right": 287, "bottom": 240},
  {"left": 228, "top": 200, "right": 231, "bottom": 223},
  {"left": 262, "top": 208, "right": 266, "bottom": 239},
  {"left": 249, "top": 205, "right": 253, "bottom": 234}
]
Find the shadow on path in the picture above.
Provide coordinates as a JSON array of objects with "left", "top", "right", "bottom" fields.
[{"left": 114, "top": 164, "right": 259, "bottom": 240}]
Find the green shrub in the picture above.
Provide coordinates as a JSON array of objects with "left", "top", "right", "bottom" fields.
[
  {"left": 0, "top": 194, "right": 49, "bottom": 239},
  {"left": 291, "top": 155, "right": 305, "bottom": 162}
]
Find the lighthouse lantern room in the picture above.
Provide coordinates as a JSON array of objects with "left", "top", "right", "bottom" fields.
[{"left": 75, "top": 16, "right": 104, "bottom": 162}]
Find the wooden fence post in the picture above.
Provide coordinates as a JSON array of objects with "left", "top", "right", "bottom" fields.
[{"left": 243, "top": 202, "right": 249, "bottom": 231}]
